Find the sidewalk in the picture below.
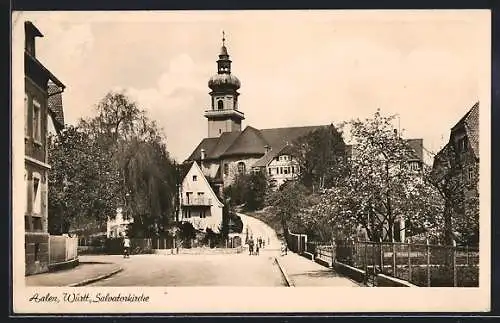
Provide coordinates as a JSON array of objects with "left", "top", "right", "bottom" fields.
[
  {"left": 25, "top": 256, "right": 122, "bottom": 287},
  {"left": 276, "top": 252, "right": 361, "bottom": 287}
]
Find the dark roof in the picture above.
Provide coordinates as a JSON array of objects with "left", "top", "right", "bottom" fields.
[
  {"left": 25, "top": 21, "right": 43, "bottom": 38},
  {"left": 449, "top": 101, "right": 479, "bottom": 159},
  {"left": 47, "top": 83, "right": 65, "bottom": 130},
  {"left": 186, "top": 125, "right": 326, "bottom": 162},
  {"left": 465, "top": 102, "right": 479, "bottom": 159},
  {"left": 252, "top": 144, "right": 286, "bottom": 167},
  {"left": 259, "top": 125, "right": 326, "bottom": 148},
  {"left": 222, "top": 126, "right": 269, "bottom": 157}
]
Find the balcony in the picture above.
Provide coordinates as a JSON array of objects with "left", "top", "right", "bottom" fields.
[
  {"left": 204, "top": 109, "right": 245, "bottom": 119},
  {"left": 182, "top": 197, "right": 213, "bottom": 206}
]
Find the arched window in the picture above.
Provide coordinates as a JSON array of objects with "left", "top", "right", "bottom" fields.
[
  {"left": 217, "top": 100, "right": 224, "bottom": 110},
  {"left": 237, "top": 162, "right": 246, "bottom": 174}
]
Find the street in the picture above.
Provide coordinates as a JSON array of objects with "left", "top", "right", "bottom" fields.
[
  {"left": 237, "top": 212, "right": 282, "bottom": 250},
  {"left": 87, "top": 251, "right": 286, "bottom": 286},
  {"left": 89, "top": 214, "right": 285, "bottom": 286}
]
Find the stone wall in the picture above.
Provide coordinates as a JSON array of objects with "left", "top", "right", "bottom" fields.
[
  {"left": 25, "top": 232, "right": 49, "bottom": 275},
  {"left": 222, "top": 156, "right": 261, "bottom": 187}
]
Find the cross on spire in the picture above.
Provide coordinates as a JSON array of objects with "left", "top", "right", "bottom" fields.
[{"left": 222, "top": 30, "right": 226, "bottom": 46}]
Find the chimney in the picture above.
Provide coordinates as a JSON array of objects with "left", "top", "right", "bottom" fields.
[
  {"left": 200, "top": 149, "right": 206, "bottom": 160},
  {"left": 264, "top": 145, "right": 271, "bottom": 154}
]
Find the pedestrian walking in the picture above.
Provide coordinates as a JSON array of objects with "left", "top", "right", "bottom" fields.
[
  {"left": 123, "top": 235, "right": 131, "bottom": 258},
  {"left": 280, "top": 242, "right": 287, "bottom": 256},
  {"left": 249, "top": 238, "right": 254, "bottom": 255},
  {"left": 255, "top": 243, "right": 260, "bottom": 255}
]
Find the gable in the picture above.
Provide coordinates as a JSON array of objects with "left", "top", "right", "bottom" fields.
[{"left": 182, "top": 162, "right": 223, "bottom": 207}]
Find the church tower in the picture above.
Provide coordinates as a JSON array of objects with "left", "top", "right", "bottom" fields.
[{"left": 205, "top": 32, "right": 244, "bottom": 138}]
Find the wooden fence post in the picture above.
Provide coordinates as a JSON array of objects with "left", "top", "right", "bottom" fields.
[
  {"left": 426, "top": 239, "right": 431, "bottom": 287},
  {"left": 364, "top": 241, "right": 368, "bottom": 284},
  {"left": 407, "top": 241, "right": 412, "bottom": 282},
  {"left": 379, "top": 238, "right": 384, "bottom": 273},
  {"left": 453, "top": 240, "right": 457, "bottom": 287},
  {"left": 392, "top": 241, "right": 396, "bottom": 277}
]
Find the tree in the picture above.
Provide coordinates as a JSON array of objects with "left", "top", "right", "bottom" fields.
[
  {"left": 47, "top": 126, "right": 122, "bottom": 234},
  {"left": 224, "top": 170, "right": 269, "bottom": 211},
  {"left": 48, "top": 91, "right": 177, "bottom": 237},
  {"left": 316, "top": 111, "right": 444, "bottom": 242},
  {"left": 292, "top": 124, "right": 348, "bottom": 191},
  {"left": 266, "top": 180, "right": 309, "bottom": 240}
]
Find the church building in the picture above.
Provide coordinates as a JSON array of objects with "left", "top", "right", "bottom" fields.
[{"left": 185, "top": 34, "right": 327, "bottom": 193}]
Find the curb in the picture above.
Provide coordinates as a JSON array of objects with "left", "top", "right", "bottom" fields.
[
  {"left": 67, "top": 267, "right": 123, "bottom": 287},
  {"left": 274, "top": 256, "right": 295, "bottom": 287}
]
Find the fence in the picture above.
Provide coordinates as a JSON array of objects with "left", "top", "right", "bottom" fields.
[
  {"left": 331, "top": 240, "right": 479, "bottom": 287},
  {"left": 287, "top": 230, "right": 307, "bottom": 253},
  {"left": 49, "top": 235, "right": 78, "bottom": 266}
]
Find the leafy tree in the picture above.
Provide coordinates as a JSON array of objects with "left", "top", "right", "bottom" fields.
[
  {"left": 292, "top": 124, "right": 348, "bottom": 191},
  {"left": 266, "top": 180, "right": 309, "bottom": 240},
  {"left": 224, "top": 171, "right": 269, "bottom": 211},
  {"left": 47, "top": 126, "right": 121, "bottom": 234},
  {"left": 312, "top": 111, "right": 444, "bottom": 242},
  {"left": 48, "top": 91, "right": 177, "bottom": 237}
]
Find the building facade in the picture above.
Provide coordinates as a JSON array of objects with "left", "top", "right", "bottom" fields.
[
  {"left": 432, "top": 102, "right": 479, "bottom": 244},
  {"left": 24, "top": 21, "right": 66, "bottom": 275},
  {"left": 106, "top": 208, "right": 134, "bottom": 238},
  {"left": 179, "top": 162, "right": 224, "bottom": 233}
]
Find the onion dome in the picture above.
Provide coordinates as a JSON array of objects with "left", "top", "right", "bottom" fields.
[{"left": 208, "top": 73, "right": 241, "bottom": 90}]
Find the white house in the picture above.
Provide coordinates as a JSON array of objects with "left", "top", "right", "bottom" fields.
[
  {"left": 106, "top": 207, "right": 133, "bottom": 238},
  {"left": 180, "top": 161, "right": 224, "bottom": 233},
  {"left": 252, "top": 144, "right": 300, "bottom": 187}
]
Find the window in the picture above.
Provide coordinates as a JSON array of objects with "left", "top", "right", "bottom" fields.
[
  {"left": 409, "top": 161, "right": 420, "bottom": 171},
  {"left": 200, "top": 210, "right": 206, "bottom": 218},
  {"left": 217, "top": 100, "right": 224, "bottom": 110},
  {"left": 32, "top": 173, "right": 41, "bottom": 215},
  {"left": 280, "top": 167, "right": 283, "bottom": 175},
  {"left": 292, "top": 166, "right": 295, "bottom": 174},
  {"left": 24, "top": 169, "right": 29, "bottom": 214},
  {"left": 219, "top": 129, "right": 222, "bottom": 135},
  {"left": 268, "top": 167, "right": 272, "bottom": 176},
  {"left": 237, "top": 162, "right": 246, "bottom": 174},
  {"left": 32, "top": 99, "right": 41, "bottom": 142},
  {"left": 192, "top": 175, "right": 198, "bottom": 181},
  {"left": 467, "top": 167, "right": 474, "bottom": 183},
  {"left": 284, "top": 167, "right": 289, "bottom": 175},
  {"left": 186, "top": 192, "right": 193, "bottom": 204},
  {"left": 224, "top": 163, "right": 229, "bottom": 176},
  {"left": 457, "top": 137, "right": 468, "bottom": 152},
  {"left": 24, "top": 93, "right": 29, "bottom": 137}
]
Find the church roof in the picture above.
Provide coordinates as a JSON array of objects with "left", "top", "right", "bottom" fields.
[
  {"left": 222, "top": 126, "right": 269, "bottom": 157},
  {"left": 186, "top": 125, "right": 327, "bottom": 162}
]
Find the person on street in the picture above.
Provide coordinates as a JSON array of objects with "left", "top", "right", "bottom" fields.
[
  {"left": 249, "top": 238, "right": 254, "bottom": 255},
  {"left": 281, "top": 241, "right": 287, "bottom": 256},
  {"left": 123, "top": 235, "right": 131, "bottom": 258},
  {"left": 255, "top": 243, "right": 260, "bottom": 255}
]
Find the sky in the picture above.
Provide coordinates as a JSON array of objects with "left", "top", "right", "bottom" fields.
[{"left": 14, "top": 10, "right": 490, "bottom": 163}]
